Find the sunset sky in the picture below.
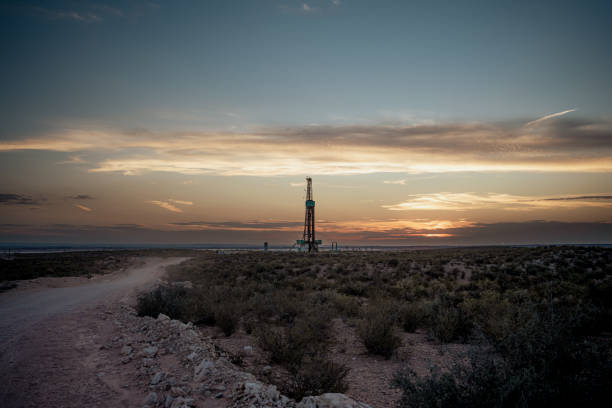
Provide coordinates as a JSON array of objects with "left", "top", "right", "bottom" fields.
[{"left": 1, "top": 0, "right": 611, "bottom": 245}]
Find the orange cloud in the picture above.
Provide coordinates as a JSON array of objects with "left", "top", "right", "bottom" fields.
[
  {"left": 1, "top": 117, "right": 611, "bottom": 176},
  {"left": 73, "top": 204, "right": 92, "bottom": 212},
  {"left": 148, "top": 200, "right": 182, "bottom": 213},
  {"left": 384, "top": 193, "right": 612, "bottom": 211}
]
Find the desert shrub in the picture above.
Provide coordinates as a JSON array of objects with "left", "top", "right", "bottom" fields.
[
  {"left": 338, "top": 281, "right": 368, "bottom": 297},
  {"left": 190, "top": 288, "right": 217, "bottom": 325},
  {"left": 490, "top": 301, "right": 612, "bottom": 407},
  {"left": 214, "top": 302, "right": 240, "bottom": 336},
  {"left": 136, "top": 285, "right": 191, "bottom": 321},
  {"left": 256, "top": 325, "right": 302, "bottom": 367},
  {"left": 331, "top": 293, "right": 362, "bottom": 318},
  {"left": 395, "top": 300, "right": 612, "bottom": 408},
  {"left": 357, "top": 300, "right": 401, "bottom": 358},
  {"left": 242, "top": 316, "right": 256, "bottom": 334},
  {"left": 251, "top": 290, "right": 305, "bottom": 324},
  {"left": 257, "top": 312, "right": 332, "bottom": 369},
  {"left": 393, "top": 350, "right": 510, "bottom": 408},
  {"left": 428, "top": 296, "right": 472, "bottom": 343},
  {"left": 282, "top": 358, "right": 350, "bottom": 401},
  {"left": 400, "top": 300, "right": 431, "bottom": 333}
]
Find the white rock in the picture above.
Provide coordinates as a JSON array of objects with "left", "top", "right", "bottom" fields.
[
  {"left": 151, "top": 371, "right": 166, "bottom": 385},
  {"left": 143, "top": 346, "right": 158, "bottom": 357},
  {"left": 193, "top": 359, "right": 215, "bottom": 381},
  {"left": 170, "top": 397, "right": 191, "bottom": 408},
  {"left": 298, "top": 393, "right": 372, "bottom": 408},
  {"left": 243, "top": 382, "right": 264, "bottom": 395},
  {"left": 158, "top": 313, "right": 171, "bottom": 321},
  {"left": 121, "top": 345, "right": 133, "bottom": 355},
  {"left": 143, "top": 392, "right": 158, "bottom": 405}
]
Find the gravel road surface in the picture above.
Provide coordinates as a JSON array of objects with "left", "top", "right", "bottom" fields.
[{"left": 0, "top": 257, "right": 187, "bottom": 407}]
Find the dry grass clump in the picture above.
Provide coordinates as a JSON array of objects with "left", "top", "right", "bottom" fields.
[
  {"left": 357, "top": 299, "right": 401, "bottom": 359},
  {"left": 256, "top": 310, "right": 349, "bottom": 400}
]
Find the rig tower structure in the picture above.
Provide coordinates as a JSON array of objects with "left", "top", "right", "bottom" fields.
[{"left": 301, "top": 177, "right": 319, "bottom": 252}]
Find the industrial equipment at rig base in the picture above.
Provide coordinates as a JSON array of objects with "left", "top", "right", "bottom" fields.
[{"left": 297, "top": 177, "right": 321, "bottom": 252}]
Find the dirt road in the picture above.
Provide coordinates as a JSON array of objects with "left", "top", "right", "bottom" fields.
[{"left": 0, "top": 257, "right": 187, "bottom": 408}]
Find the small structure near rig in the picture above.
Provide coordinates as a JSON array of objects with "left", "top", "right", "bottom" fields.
[{"left": 297, "top": 177, "right": 321, "bottom": 252}]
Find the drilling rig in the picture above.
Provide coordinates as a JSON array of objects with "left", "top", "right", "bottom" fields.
[{"left": 297, "top": 177, "right": 320, "bottom": 252}]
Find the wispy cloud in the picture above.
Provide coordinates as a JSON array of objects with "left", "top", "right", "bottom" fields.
[
  {"left": 34, "top": 7, "right": 102, "bottom": 23},
  {"left": 73, "top": 204, "right": 92, "bottom": 212},
  {"left": 148, "top": 200, "right": 182, "bottom": 213},
  {"left": 32, "top": 3, "right": 128, "bottom": 23},
  {"left": 170, "top": 220, "right": 303, "bottom": 231},
  {"left": 383, "top": 192, "right": 612, "bottom": 211},
  {"left": 57, "top": 155, "right": 85, "bottom": 165},
  {"left": 1, "top": 116, "right": 611, "bottom": 176},
  {"left": 280, "top": 2, "right": 321, "bottom": 14},
  {"left": 168, "top": 199, "right": 193, "bottom": 206},
  {"left": 383, "top": 179, "right": 406, "bottom": 185},
  {"left": 67, "top": 194, "right": 95, "bottom": 200},
  {"left": 148, "top": 199, "right": 193, "bottom": 213},
  {"left": 525, "top": 109, "right": 576, "bottom": 127},
  {"left": 2, "top": 220, "right": 611, "bottom": 245},
  {"left": 0, "top": 193, "right": 43, "bottom": 206}
]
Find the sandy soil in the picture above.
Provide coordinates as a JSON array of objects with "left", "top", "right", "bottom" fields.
[{"left": 0, "top": 257, "right": 187, "bottom": 408}]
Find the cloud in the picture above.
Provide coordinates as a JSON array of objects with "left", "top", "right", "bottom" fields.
[
  {"left": 170, "top": 220, "right": 303, "bottom": 231},
  {"left": 280, "top": 2, "right": 321, "bottom": 14},
  {"left": 73, "top": 204, "right": 92, "bottom": 212},
  {"left": 57, "top": 155, "right": 85, "bottom": 165},
  {"left": 168, "top": 199, "right": 193, "bottom": 206},
  {"left": 525, "top": 109, "right": 576, "bottom": 127},
  {"left": 32, "top": 4, "right": 125, "bottom": 23},
  {"left": 383, "top": 179, "right": 406, "bottom": 185},
  {"left": 383, "top": 192, "right": 612, "bottom": 211},
  {"left": 148, "top": 200, "right": 182, "bottom": 213},
  {"left": 0, "top": 193, "right": 42, "bottom": 205},
  {"left": 3, "top": 220, "right": 610, "bottom": 245},
  {"left": 1, "top": 116, "right": 611, "bottom": 176},
  {"left": 91, "top": 4, "right": 124, "bottom": 17},
  {"left": 541, "top": 195, "right": 612, "bottom": 201},
  {"left": 148, "top": 199, "right": 192, "bottom": 213},
  {"left": 67, "top": 194, "right": 95, "bottom": 200},
  {"left": 34, "top": 7, "right": 102, "bottom": 22}
]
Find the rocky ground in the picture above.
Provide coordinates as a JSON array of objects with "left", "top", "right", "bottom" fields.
[
  {"left": 103, "top": 303, "right": 372, "bottom": 408},
  {"left": 0, "top": 258, "right": 373, "bottom": 408}
]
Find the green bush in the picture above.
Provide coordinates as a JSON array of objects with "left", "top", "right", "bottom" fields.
[
  {"left": 190, "top": 287, "right": 217, "bottom": 325},
  {"left": 136, "top": 285, "right": 190, "bottom": 321},
  {"left": 428, "top": 296, "right": 472, "bottom": 343},
  {"left": 282, "top": 358, "right": 350, "bottom": 401},
  {"left": 394, "top": 301, "right": 612, "bottom": 408},
  {"left": 400, "top": 301, "right": 431, "bottom": 333},
  {"left": 256, "top": 312, "right": 332, "bottom": 369},
  {"left": 215, "top": 302, "right": 240, "bottom": 336},
  {"left": 357, "top": 301, "right": 401, "bottom": 359},
  {"left": 393, "top": 350, "right": 510, "bottom": 408}
]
